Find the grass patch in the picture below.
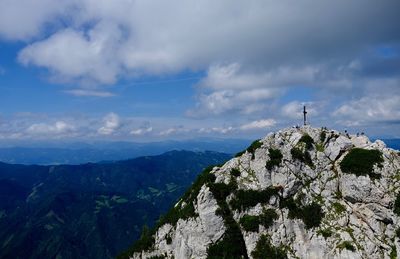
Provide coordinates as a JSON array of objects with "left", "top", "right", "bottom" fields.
[
  {"left": 332, "top": 202, "right": 346, "bottom": 214},
  {"left": 320, "top": 131, "right": 327, "bottom": 143},
  {"left": 299, "top": 134, "right": 314, "bottom": 150},
  {"left": 280, "top": 197, "right": 323, "bottom": 229},
  {"left": 239, "top": 208, "right": 278, "bottom": 232},
  {"left": 235, "top": 139, "right": 262, "bottom": 159},
  {"left": 230, "top": 187, "right": 280, "bottom": 212},
  {"left": 266, "top": 148, "right": 283, "bottom": 170},
  {"left": 394, "top": 193, "right": 400, "bottom": 216},
  {"left": 316, "top": 143, "right": 324, "bottom": 152},
  {"left": 290, "top": 147, "right": 314, "bottom": 168},
  {"left": 390, "top": 246, "right": 397, "bottom": 259},
  {"left": 340, "top": 148, "right": 384, "bottom": 179},
  {"left": 251, "top": 235, "right": 287, "bottom": 259},
  {"left": 317, "top": 228, "right": 333, "bottom": 238},
  {"left": 337, "top": 241, "right": 355, "bottom": 252}
]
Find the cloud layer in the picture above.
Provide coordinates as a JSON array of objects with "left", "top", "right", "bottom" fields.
[{"left": 0, "top": 0, "right": 399, "bottom": 138}]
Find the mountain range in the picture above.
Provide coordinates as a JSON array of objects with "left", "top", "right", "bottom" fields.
[
  {"left": 0, "top": 139, "right": 250, "bottom": 165},
  {"left": 0, "top": 150, "right": 230, "bottom": 259}
]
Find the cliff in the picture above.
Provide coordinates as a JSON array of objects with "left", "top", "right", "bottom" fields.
[{"left": 123, "top": 126, "right": 400, "bottom": 259}]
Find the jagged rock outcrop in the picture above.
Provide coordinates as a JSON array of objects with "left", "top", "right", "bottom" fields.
[{"left": 123, "top": 126, "right": 400, "bottom": 259}]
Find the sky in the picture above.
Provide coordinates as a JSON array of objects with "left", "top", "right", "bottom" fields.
[{"left": 0, "top": 0, "right": 399, "bottom": 144}]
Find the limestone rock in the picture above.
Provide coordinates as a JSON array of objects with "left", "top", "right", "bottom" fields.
[{"left": 129, "top": 126, "right": 400, "bottom": 259}]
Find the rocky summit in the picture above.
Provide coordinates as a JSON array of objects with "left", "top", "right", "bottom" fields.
[{"left": 122, "top": 126, "right": 400, "bottom": 259}]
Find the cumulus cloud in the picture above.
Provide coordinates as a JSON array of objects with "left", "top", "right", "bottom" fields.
[
  {"left": 240, "top": 119, "right": 276, "bottom": 131},
  {"left": 8, "top": 0, "right": 399, "bottom": 87},
  {"left": 130, "top": 126, "right": 153, "bottom": 136},
  {"left": 1, "top": 0, "right": 400, "bottom": 136},
  {"left": 27, "top": 121, "right": 75, "bottom": 135},
  {"left": 0, "top": 0, "right": 73, "bottom": 40},
  {"left": 18, "top": 25, "right": 122, "bottom": 85},
  {"left": 98, "top": 113, "right": 120, "bottom": 135},
  {"left": 333, "top": 95, "right": 400, "bottom": 125}
]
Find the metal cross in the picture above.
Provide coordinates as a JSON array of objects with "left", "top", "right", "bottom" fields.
[{"left": 303, "top": 105, "right": 307, "bottom": 126}]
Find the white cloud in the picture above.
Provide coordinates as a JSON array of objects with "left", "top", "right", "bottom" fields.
[
  {"left": 64, "top": 89, "right": 115, "bottom": 97},
  {"left": 18, "top": 25, "right": 122, "bottom": 85},
  {"left": 333, "top": 95, "right": 400, "bottom": 125},
  {"left": 98, "top": 113, "right": 120, "bottom": 135},
  {"left": 240, "top": 119, "right": 276, "bottom": 131},
  {"left": 130, "top": 126, "right": 153, "bottom": 136},
  {"left": 7, "top": 0, "right": 398, "bottom": 87},
  {"left": 27, "top": 121, "right": 75, "bottom": 135},
  {"left": 0, "top": 0, "right": 74, "bottom": 40}
]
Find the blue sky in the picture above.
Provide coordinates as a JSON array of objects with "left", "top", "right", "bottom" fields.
[{"left": 0, "top": 0, "right": 399, "bottom": 143}]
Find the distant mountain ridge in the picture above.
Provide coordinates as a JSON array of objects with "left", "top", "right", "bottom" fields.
[
  {"left": 0, "top": 150, "right": 231, "bottom": 259},
  {"left": 0, "top": 139, "right": 250, "bottom": 165}
]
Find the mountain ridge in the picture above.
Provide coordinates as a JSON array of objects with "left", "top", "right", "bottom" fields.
[
  {"left": 125, "top": 126, "right": 400, "bottom": 259},
  {"left": 0, "top": 150, "right": 231, "bottom": 259}
]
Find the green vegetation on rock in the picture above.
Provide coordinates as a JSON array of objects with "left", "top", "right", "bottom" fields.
[
  {"left": 299, "top": 134, "right": 314, "bottom": 150},
  {"left": 340, "top": 148, "right": 384, "bottom": 179},
  {"left": 317, "top": 228, "right": 333, "bottom": 238},
  {"left": 251, "top": 235, "right": 287, "bottom": 259},
  {"left": 266, "top": 148, "right": 283, "bottom": 170},
  {"left": 231, "top": 168, "right": 241, "bottom": 177},
  {"left": 230, "top": 187, "right": 281, "bottom": 212},
  {"left": 239, "top": 209, "right": 278, "bottom": 232},
  {"left": 207, "top": 180, "right": 248, "bottom": 258},
  {"left": 290, "top": 147, "right": 314, "bottom": 168},
  {"left": 320, "top": 131, "right": 327, "bottom": 143},
  {"left": 240, "top": 215, "right": 260, "bottom": 232},
  {"left": 337, "top": 241, "right": 356, "bottom": 252},
  {"left": 394, "top": 193, "right": 400, "bottom": 216},
  {"left": 280, "top": 197, "right": 323, "bottom": 229},
  {"left": 332, "top": 202, "right": 346, "bottom": 214},
  {"left": 235, "top": 139, "right": 263, "bottom": 159}
]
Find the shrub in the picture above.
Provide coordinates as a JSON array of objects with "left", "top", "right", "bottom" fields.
[
  {"left": 131, "top": 225, "right": 155, "bottom": 253},
  {"left": 251, "top": 235, "right": 287, "bottom": 259},
  {"left": 299, "top": 134, "right": 314, "bottom": 150},
  {"left": 259, "top": 208, "right": 278, "bottom": 228},
  {"left": 396, "top": 228, "right": 400, "bottom": 239},
  {"left": 302, "top": 203, "right": 324, "bottom": 229},
  {"left": 317, "top": 228, "right": 333, "bottom": 238},
  {"left": 394, "top": 194, "right": 400, "bottom": 216},
  {"left": 290, "top": 147, "right": 314, "bottom": 168},
  {"left": 207, "top": 181, "right": 248, "bottom": 258},
  {"left": 337, "top": 241, "right": 355, "bottom": 252},
  {"left": 390, "top": 246, "right": 397, "bottom": 259},
  {"left": 230, "top": 187, "right": 280, "bottom": 212},
  {"left": 280, "top": 197, "right": 323, "bottom": 229},
  {"left": 240, "top": 215, "right": 260, "bottom": 232},
  {"left": 231, "top": 168, "right": 241, "bottom": 177},
  {"left": 235, "top": 139, "right": 262, "bottom": 159},
  {"left": 340, "top": 148, "right": 384, "bottom": 179},
  {"left": 266, "top": 148, "right": 283, "bottom": 170},
  {"left": 320, "top": 131, "right": 327, "bottom": 143},
  {"left": 290, "top": 147, "right": 304, "bottom": 161}
]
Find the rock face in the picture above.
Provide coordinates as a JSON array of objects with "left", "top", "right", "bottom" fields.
[{"left": 127, "top": 126, "right": 400, "bottom": 259}]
